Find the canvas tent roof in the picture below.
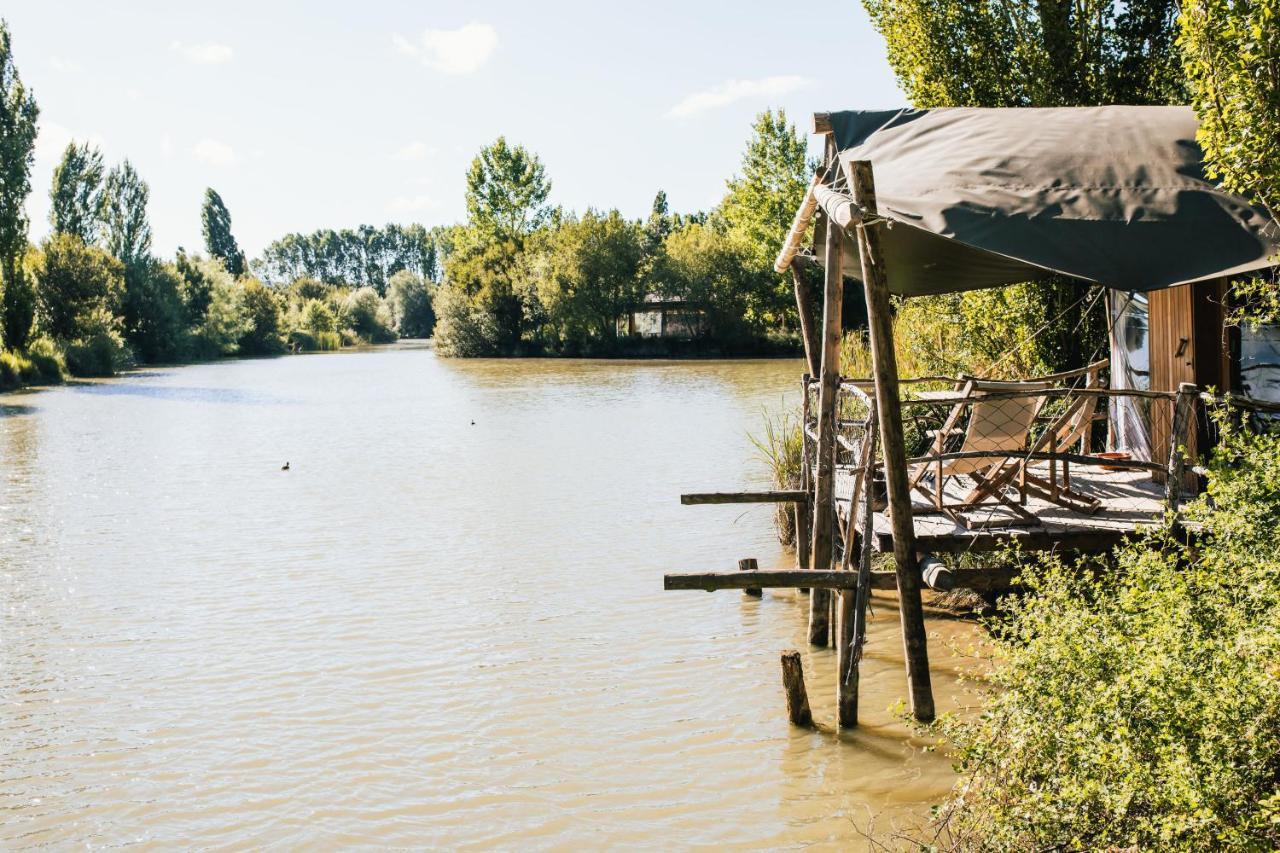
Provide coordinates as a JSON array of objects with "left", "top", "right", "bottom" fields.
[{"left": 820, "top": 106, "right": 1280, "bottom": 296}]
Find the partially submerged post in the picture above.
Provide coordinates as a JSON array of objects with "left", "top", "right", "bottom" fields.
[
  {"left": 850, "top": 160, "right": 936, "bottom": 722},
  {"left": 739, "top": 558, "right": 762, "bottom": 597},
  {"left": 780, "top": 650, "right": 814, "bottom": 727},
  {"left": 808, "top": 197, "right": 845, "bottom": 648}
]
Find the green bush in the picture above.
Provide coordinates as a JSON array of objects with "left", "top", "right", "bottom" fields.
[
  {"left": 386, "top": 269, "right": 435, "bottom": 338},
  {"left": 340, "top": 286, "right": 396, "bottom": 344},
  {"left": 31, "top": 233, "right": 125, "bottom": 343},
  {"left": 936, "top": 414, "right": 1280, "bottom": 850},
  {"left": 24, "top": 336, "right": 64, "bottom": 383},
  {"left": 286, "top": 328, "right": 340, "bottom": 352},
  {"left": 236, "top": 278, "right": 284, "bottom": 355},
  {"left": 63, "top": 306, "right": 129, "bottom": 377}
]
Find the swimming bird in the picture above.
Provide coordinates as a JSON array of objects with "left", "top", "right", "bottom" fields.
[
  {"left": 282, "top": 462, "right": 290, "bottom": 471},
  {"left": 470, "top": 420, "right": 475, "bottom": 426}
]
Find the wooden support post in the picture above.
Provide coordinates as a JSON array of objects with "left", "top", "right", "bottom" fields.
[
  {"left": 791, "top": 260, "right": 821, "bottom": 378},
  {"left": 1167, "top": 382, "right": 1197, "bottom": 512},
  {"left": 837, "top": 403, "right": 877, "bottom": 729},
  {"left": 780, "top": 650, "right": 814, "bottom": 727},
  {"left": 797, "top": 375, "right": 812, "bottom": 583},
  {"left": 739, "top": 558, "right": 762, "bottom": 597},
  {"left": 809, "top": 203, "right": 844, "bottom": 648},
  {"left": 850, "top": 160, "right": 935, "bottom": 723}
]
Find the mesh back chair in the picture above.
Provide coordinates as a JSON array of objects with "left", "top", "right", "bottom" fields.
[
  {"left": 1020, "top": 360, "right": 1108, "bottom": 513},
  {"left": 910, "top": 379, "right": 1052, "bottom": 528}
]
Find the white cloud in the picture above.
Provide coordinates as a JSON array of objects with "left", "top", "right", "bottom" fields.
[
  {"left": 393, "top": 141, "right": 437, "bottom": 161},
  {"left": 191, "top": 138, "right": 238, "bottom": 167},
  {"left": 170, "top": 41, "right": 234, "bottom": 65},
  {"left": 389, "top": 194, "right": 438, "bottom": 214},
  {"left": 393, "top": 23, "right": 497, "bottom": 75},
  {"left": 665, "top": 75, "right": 812, "bottom": 119}
]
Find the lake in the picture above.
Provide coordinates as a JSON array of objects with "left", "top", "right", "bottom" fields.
[{"left": 0, "top": 343, "right": 981, "bottom": 848}]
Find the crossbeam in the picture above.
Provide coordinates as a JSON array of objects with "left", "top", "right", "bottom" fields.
[
  {"left": 665, "top": 566, "right": 1019, "bottom": 592},
  {"left": 680, "top": 491, "right": 808, "bottom": 505}
]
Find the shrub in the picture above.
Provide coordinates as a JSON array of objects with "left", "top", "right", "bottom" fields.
[
  {"left": 286, "top": 328, "right": 340, "bottom": 352},
  {"left": 190, "top": 274, "right": 248, "bottom": 358},
  {"left": 63, "top": 305, "right": 129, "bottom": 377},
  {"left": 24, "top": 336, "right": 64, "bottom": 383},
  {"left": 122, "top": 258, "right": 188, "bottom": 363},
  {"left": 237, "top": 278, "right": 284, "bottom": 355},
  {"left": 340, "top": 286, "right": 396, "bottom": 344},
  {"left": 385, "top": 269, "right": 435, "bottom": 338},
  {"left": 749, "top": 408, "right": 805, "bottom": 546},
  {"left": 936, "top": 415, "right": 1280, "bottom": 850},
  {"left": 433, "top": 281, "right": 502, "bottom": 357}
]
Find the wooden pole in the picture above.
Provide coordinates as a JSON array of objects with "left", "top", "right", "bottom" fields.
[
  {"left": 797, "top": 375, "right": 812, "bottom": 580},
  {"left": 809, "top": 202, "right": 845, "bottom": 648},
  {"left": 739, "top": 557, "right": 762, "bottom": 597},
  {"left": 791, "top": 260, "right": 821, "bottom": 377},
  {"left": 1166, "top": 382, "right": 1198, "bottom": 512},
  {"left": 837, "top": 402, "right": 877, "bottom": 728},
  {"left": 780, "top": 650, "right": 814, "bottom": 727},
  {"left": 850, "top": 160, "right": 935, "bottom": 723}
]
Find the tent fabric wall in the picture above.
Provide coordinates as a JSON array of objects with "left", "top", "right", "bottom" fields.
[{"left": 824, "top": 107, "right": 1280, "bottom": 296}]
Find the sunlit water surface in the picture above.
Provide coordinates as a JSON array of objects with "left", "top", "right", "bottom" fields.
[{"left": 0, "top": 344, "right": 982, "bottom": 848}]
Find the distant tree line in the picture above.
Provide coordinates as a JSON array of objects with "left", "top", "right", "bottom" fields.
[{"left": 0, "top": 18, "right": 436, "bottom": 389}]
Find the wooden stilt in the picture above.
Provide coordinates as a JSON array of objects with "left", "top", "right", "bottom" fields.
[
  {"left": 838, "top": 403, "right": 877, "bottom": 728},
  {"left": 850, "top": 160, "right": 936, "bottom": 722},
  {"left": 780, "top": 650, "right": 814, "bottom": 727},
  {"left": 739, "top": 558, "right": 762, "bottom": 597},
  {"left": 791, "top": 260, "right": 821, "bottom": 377},
  {"left": 809, "top": 204, "right": 845, "bottom": 648},
  {"left": 797, "top": 375, "right": 812, "bottom": 585}
]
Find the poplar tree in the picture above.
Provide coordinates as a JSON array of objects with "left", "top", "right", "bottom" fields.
[
  {"left": 102, "top": 160, "right": 152, "bottom": 266},
  {"left": 0, "top": 20, "right": 39, "bottom": 349},
  {"left": 464, "top": 137, "right": 551, "bottom": 240},
  {"left": 201, "top": 187, "right": 245, "bottom": 277},
  {"left": 49, "top": 141, "right": 106, "bottom": 243}
]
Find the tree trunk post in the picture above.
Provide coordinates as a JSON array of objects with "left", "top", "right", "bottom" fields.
[
  {"left": 739, "top": 557, "right": 762, "bottom": 597},
  {"left": 1166, "top": 382, "right": 1198, "bottom": 512},
  {"left": 780, "top": 650, "right": 814, "bottom": 727},
  {"left": 809, "top": 206, "right": 844, "bottom": 648},
  {"left": 850, "top": 160, "right": 935, "bottom": 723},
  {"left": 791, "top": 260, "right": 821, "bottom": 377}
]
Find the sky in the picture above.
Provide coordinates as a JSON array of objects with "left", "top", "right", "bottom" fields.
[{"left": 5, "top": 0, "right": 906, "bottom": 259}]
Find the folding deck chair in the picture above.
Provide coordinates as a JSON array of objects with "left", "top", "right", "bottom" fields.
[
  {"left": 909, "top": 379, "right": 1052, "bottom": 529},
  {"left": 1019, "top": 360, "right": 1108, "bottom": 514}
]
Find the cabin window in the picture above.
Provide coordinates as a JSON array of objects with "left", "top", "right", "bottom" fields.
[{"left": 1240, "top": 323, "right": 1280, "bottom": 405}]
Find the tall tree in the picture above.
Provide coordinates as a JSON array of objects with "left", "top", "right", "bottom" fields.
[
  {"left": 1181, "top": 0, "right": 1280, "bottom": 222},
  {"left": 863, "top": 0, "right": 1187, "bottom": 107},
  {"left": 49, "top": 141, "right": 106, "bottom": 243},
  {"left": 0, "top": 20, "right": 38, "bottom": 349},
  {"left": 102, "top": 160, "right": 152, "bottom": 266},
  {"left": 464, "top": 136, "right": 551, "bottom": 239},
  {"left": 201, "top": 187, "right": 245, "bottom": 277},
  {"left": 719, "top": 110, "right": 811, "bottom": 326},
  {"left": 643, "top": 189, "right": 673, "bottom": 256}
]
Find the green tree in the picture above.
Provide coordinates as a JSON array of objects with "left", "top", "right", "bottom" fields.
[
  {"left": 385, "top": 269, "right": 435, "bottom": 338},
  {"left": 121, "top": 258, "right": 186, "bottom": 363},
  {"left": 534, "top": 209, "right": 645, "bottom": 351},
  {"left": 192, "top": 270, "right": 248, "bottom": 357},
  {"left": 237, "top": 278, "right": 283, "bottom": 355},
  {"left": 659, "top": 222, "right": 766, "bottom": 345},
  {"left": 643, "top": 189, "right": 673, "bottom": 256},
  {"left": 436, "top": 234, "right": 525, "bottom": 356},
  {"left": 465, "top": 137, "right": 551, "bottom": 238},
  {"left": 0, "top": 20, "right": 39, "bottom": 350},
  {"left": 863, "top": 0, "right": 1187, "bottom": 107},
  {"left": 31, "top": 233, "right": 124, "bottom": 342},
  {"left": 301, "top": 298, "right": 336, "bottom": 334},
  {"left": 102, "top": 160, "right": 152, "bottom": 266},
  {"left": 201, "top": 188, "right": 245, "bottom": 277},
  {"left": 49, "top": 141, "right": 105, "bottom": 244},
  {"left": 719, "top": 110, "right": 811, "bottom": 326}
]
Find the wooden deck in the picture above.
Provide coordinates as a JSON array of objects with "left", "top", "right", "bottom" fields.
[{"left": 835, "top": 463, "right": 1168, "bottom": 554}]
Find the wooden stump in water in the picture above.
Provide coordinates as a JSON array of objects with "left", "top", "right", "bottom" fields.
[
  {"left": 780, "top": 650, "right": 814, "bottom": 727},
  {"left": 739, "top": 558, "right": 762, "bottom": 597}
]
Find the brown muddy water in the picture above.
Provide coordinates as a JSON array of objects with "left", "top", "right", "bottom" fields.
[{"left": 0, "top": 343, "right": 985, "bottom": 848}]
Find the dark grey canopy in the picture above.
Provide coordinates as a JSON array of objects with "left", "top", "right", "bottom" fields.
[{"left": 824, "top": 106, "right": 1279, "bottom": 295}]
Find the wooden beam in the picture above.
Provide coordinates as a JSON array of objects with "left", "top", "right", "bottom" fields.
[
  {"left": 773, "top": 171, "right": 823, "bottom": 274},
  {"left": 664, "top": 567, "right": 1018, "bottom": 592},
  {"left": 680, "top": 490, "right": 808, "bottom": 505},
  {"left": 666, "top": 570, "right": 860, "bottom": 591},
  {"left": 809, "top": 154, "right": 846, "bottom": 648},
  {"left": 739, "top": 557, "right": 762, "bottom": 597},
  {"left": 814, "top": 185, "right": 864, "bottom": 230},
  {"left": 1167, "top": 382, "right": 1198, "bottom": 510},
  {"left": 812, "top": 112, "right": 833, "bottom": 135},
  {"left": 790, "top": 261, "right": 821, "bottom": 377},
  {"left": 850, "top": 159, "right": 936, "bottom": 723}
]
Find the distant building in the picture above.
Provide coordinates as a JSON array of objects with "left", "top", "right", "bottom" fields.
[{"left": 619, "top": 295, "right": 709, "bottom": 339}]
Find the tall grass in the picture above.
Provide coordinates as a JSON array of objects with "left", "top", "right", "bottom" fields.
[{"left": 750, "top": 407, "right": 804, "bottom": 547}]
